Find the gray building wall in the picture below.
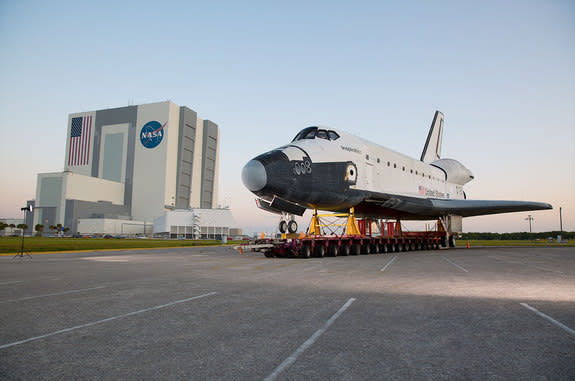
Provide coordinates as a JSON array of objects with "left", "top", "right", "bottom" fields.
[
  {"left": 175, "top": 107, "right": 198, "bottom": 209},
  {"left": 100, "top": 133, "right": 125, "bottom": 182},
  {"left": 92, "top": 106, "right": 138, "bottom": 211},
  {"left": 201, "top": 120, "right": 218, "bottom": 209},
  {"left": 65, "top": 200, "right": 130, "bottom": 234}
]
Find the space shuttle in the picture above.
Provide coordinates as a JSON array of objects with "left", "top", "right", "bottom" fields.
[{"left": 241, "top": 111, "right": 552, "bottom": 235}]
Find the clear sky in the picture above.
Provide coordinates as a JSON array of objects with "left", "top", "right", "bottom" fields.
[{"left": 1, "top": 0, "right": 573, "bottom": 234}]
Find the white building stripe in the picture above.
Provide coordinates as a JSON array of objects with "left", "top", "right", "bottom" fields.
[
  {"left": 0, "top": 292, "right": 216, "bottom": 350},
  {"left": 263, "top": 297, "right": 356, "bottom": 381}
]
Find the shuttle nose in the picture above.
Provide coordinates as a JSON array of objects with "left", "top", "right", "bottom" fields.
[{"left": 242, "top": 159, "right": 267, "bottom": 192}]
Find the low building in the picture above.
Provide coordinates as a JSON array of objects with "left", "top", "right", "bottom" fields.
[
  {"left": 76, "top": 219, "right": 152, "bottom": 236},
  {"left": 0, "top": 218, "right": 25, "bottom": 237},
  {"left": 153, "top": 208, "right": 238, "bottom": 239}
]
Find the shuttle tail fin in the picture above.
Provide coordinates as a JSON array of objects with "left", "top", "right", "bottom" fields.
[{"left": 420, "top": 111, "right": 444, "bottom": 162}]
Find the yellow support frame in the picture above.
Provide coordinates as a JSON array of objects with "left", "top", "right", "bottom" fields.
[
  {"left": 306, "top": 207, "right": 362, "bottom": 236},
  {"left": 345, "top": 207, "right": 361, "bottom": 236}
]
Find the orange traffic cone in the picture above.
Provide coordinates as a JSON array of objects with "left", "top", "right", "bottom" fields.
[{"left": 466, "top": 241, "right": 470, "bottom": 248}]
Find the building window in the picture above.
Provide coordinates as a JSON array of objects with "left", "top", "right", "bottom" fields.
[
  {"left": 377, "top": 158, "right": 380, "bottom": 163},
  {"left": 394, "top": 163, "right": 397, "bottom": 168},
  {"left": 366, "top": 154, "right": 369, "bottom": 160},
  {"left": 387, "top": 161, "right": 390, "bottom": 167}
]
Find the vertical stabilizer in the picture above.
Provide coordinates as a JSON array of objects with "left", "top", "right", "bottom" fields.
[{"left": 420, "top": 111, "right": 444, "bottom": 162}]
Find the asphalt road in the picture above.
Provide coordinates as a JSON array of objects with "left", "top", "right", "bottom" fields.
[{"left": 1, "top": 246, "right": 574, "bottom": 380}]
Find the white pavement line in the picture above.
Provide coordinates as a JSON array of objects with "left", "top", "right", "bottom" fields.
[
  {"left": 0, "top": 280, "right": 23, "bottom": 286},
  {"left": 441, "top": 256, "right": 469, "bottom": 273},
  {"left": 0, "top": 286, "right": 106, "bottom": 304},
  {"left": 263, "top": 297, "right": 356, "bottom": 381},
  {"left": 380, "top": 256, "right": 397, "bottom": 272},
  {"left": 489, "top": 256, "right": 564, "bottom": 274},
  {"left": 520, "top": 303, "right": 575, "bottom": 337},
  {"left": 0, "top": 292, "right": 216, "bottom": 350}
]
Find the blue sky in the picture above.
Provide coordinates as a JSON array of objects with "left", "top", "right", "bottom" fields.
[{"left": 1, "top": 0, "right": 573, "bottom": 233}]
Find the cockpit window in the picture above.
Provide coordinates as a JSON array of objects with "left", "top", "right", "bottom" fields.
[
  {"left": 292, "top": 127, "right": 341, "bottom": 142},
  {"left": 303, "top": 129, "right": 316, "bottom": 139},
  {"left": 292, "top": 127, "right": 317, "bottom": 142},
  {"left": 316, "top": 129, "right": 329, "bottom": 140}
]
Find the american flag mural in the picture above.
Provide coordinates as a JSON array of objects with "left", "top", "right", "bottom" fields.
[{"left": 68, "top": 116, "right": 92, "bottom": 166}]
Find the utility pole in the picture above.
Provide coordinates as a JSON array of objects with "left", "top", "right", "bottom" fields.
[
  {"left": 525, "top": 215, "right": 534, "bottom": 233},
  {"left": 559, "top": 207, "right": 563, "bottom": 233}
]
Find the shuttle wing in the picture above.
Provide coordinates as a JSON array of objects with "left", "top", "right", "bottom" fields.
[{"left": 356, "top": 190, "right": 552, "bottom": 218}]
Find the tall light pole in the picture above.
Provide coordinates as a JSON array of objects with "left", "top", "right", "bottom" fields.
[
  {"left": 559, "top": 207, "right": 563, "bottom": 233},
  {"left": 525, "top": 215, "right": 534, "bottom": 233}
]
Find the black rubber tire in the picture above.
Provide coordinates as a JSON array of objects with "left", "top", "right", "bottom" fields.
[
  {"left": 287, "top": 220, "right": 298, "bottom": 234},
  {"left": 340, "top": 245, "right": 350, "bottom": 256},
  {"left": 372, "top": 243, "right": 380, "bottom": 254},
  {"left": 351, "top": 244, "right": 361, "bottom": 255},
  {"left": 315, "top": 245, "right": 325, "bottom": 258},
  {"left": 328, "top": 245, "right": 338, "bottom": 257},
  {"left": 279, "top": 221, "right": 287, "bottom": 233},
  {"left": 361, "top": 244, "right": 370, "bottom": 255},
  {"left": 299, "top": 245, "right": 311, "bottom": 258}
]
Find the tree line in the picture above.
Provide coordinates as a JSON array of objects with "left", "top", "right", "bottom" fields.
[
  {"left": 0, "top": 223, "right": 70, "bottom": 236},
  {"left": 460, "top": 231, "right": 574, "bottom": 240}
]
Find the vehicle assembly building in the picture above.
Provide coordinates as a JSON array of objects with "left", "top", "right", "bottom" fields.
[{"left": 28, "top": 101, "right": 221, "bottom": 234}]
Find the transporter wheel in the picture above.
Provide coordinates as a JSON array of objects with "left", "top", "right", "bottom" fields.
[
  {"left": 315, "top": 244, "right": 325, "bottom": 258},
  {"left": 361, "top": 243, "right": 371, "bottom": 255},
  {"left": 449, "top": 235, "right": 456, "bottom": 248},
  {"left": 288, "top": 220, "right": 298, "bottom": 234},
  {"left": 372, "top": 243, "right": 380, "bottom": 254},
  {"left": 328, "top": 244, "right": 339, "bottom": 257},
  {"left": 351, "top": 244, "right": 361, "bottom": 255},
  {"left": 441, "top": 236, "right": 447, "bottom": 248},
  {"left": 264, "top": 250, "right": 275, "bottom": 258},
  {"left": 279, "top": 221, "right": 287, "bottom": 234},
  {"left": 299, "top": 245, "right": 311, "bottom": 258},
  {"left": 340, "top": 244, "right": 350, "bottom": 256},
  {"left": 382, "top": 243, "right": 389, "bottom": 253}
]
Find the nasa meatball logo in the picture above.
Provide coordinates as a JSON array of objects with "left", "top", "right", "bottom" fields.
[{"left": 140, "top": 121, "right": 166, "bottom": 149}]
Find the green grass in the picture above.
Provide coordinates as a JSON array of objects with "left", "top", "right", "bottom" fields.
[
  {"left": 0, "top": 236, "right": 244, "bottom": 254},
  {"left": 456, "top": 239, "right": 575, "bottom": 247}
]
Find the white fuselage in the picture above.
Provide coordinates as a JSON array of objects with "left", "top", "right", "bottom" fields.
[{"left": 289, "top": 130, "right": 465, "bottom": 201}]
